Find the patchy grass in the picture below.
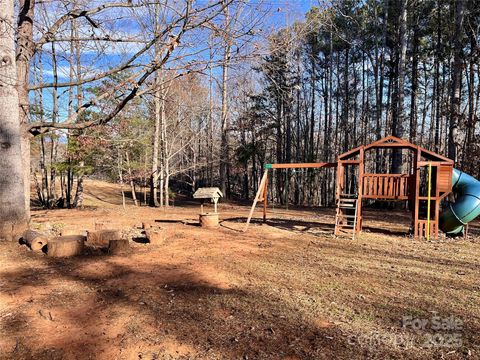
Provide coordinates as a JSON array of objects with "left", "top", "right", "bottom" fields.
[{"left": 1, "top": 179, "right": 479, "bottom": 359}]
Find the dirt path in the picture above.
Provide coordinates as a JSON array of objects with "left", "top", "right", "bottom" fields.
[{"left": 1, "top": 180, "right": 479, "bottom": 359}]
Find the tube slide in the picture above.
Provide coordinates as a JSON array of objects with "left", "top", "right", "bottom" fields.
[{"left": 440, "top": 169, "right": 480, "bottom": 235}]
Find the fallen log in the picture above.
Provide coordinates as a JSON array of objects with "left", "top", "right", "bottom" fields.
[
  {"left": 108, "top": 239, "right": 130, "bottom": 255},
  {"left": 21, "top": 230, "right": 48, "bottom": 251},
  {"left": 145, "top": 228, "right": 166, "bottom": 245},
  {"left": 87, "top": 230, "right": 122, "bottom": 247},
  {"left": 47, "top": 235, "right": 85, "bottom": 257}
]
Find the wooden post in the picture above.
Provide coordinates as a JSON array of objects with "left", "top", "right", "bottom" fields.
[
  {"left": 434, "top": 164, "right": 440, "bottom": 239},
  {"left": 263, "top": 171, "right": 268, "bottom": 222},
  {"left": 427, "top": 162, "right": 432, "bottom": 241},
  {"left": 413, "top": 146, "right": 421, "bottom": 238},
  {"left": 356, "top": 147, "right": 365, "bottom": 232},
  {"left": 244, "top": 170, "right": 269, "bottom": 231}
]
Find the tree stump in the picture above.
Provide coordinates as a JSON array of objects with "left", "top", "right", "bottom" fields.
[
  {"left": 87, "top": 230, "right": 122, "bottom": 247},
  {"left": 145, "top": 228, "right": 166, "bottom": 245},
  {"left": 47, "top": 236, "right": 85, "bottom": 257},
  {"left": 1, "top": 222, "right": 28, "bottom": 242},
  {"left": 108, "top": 239, "right": 130, "bottom": 255},
  {"left": 199, "top": 213, "right": 219, "bottom": 228},
  {"left": 21, "top": 230, "right": 48, "bottom": 251}
]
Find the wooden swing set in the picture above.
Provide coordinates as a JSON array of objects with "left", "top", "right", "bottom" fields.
[
  {"left": 244, "top": 136, "right": 454, "bottom": 240},
  {"left": 244, "top": 162, "right": 336, "bottom": 231}
]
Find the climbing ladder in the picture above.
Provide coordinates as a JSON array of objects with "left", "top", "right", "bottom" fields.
[{"left": 334, "top": 195, "right": 359, "bottom": 240}]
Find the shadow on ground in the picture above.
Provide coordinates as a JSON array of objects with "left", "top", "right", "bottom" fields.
[{"left": 0, "top": 254, "right": 355, "bottom": 359}]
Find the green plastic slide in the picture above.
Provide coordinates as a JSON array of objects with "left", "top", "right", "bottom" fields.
[{"left": 439, "top": 169, "right": 480, "bottom": 235}]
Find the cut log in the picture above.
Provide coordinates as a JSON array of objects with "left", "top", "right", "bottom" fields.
[
  {"left": 145, "top": 228, "right": 166, "bottom": 245},
  {"left": 199, "top": 213, "right": 219, "bottom": 228},
  {"left": 108, "top": 239, "right": 130, "bottom": 255},
  {"left": 87, "top": 230, "right": 122, "bottom": 247},
  {"left": 21, "top": 230, "right": 48, "bottom": 251},
  {"left": 47, "top": 236, "right": 85, "bottom": 257}
]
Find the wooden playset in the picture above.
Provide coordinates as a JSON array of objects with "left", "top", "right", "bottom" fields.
[{"left": 245, "top": 136, "right": 455, "bottom": 240}]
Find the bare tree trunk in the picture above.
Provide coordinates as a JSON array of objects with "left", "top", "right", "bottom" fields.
[
  {"left": 126, "top": 151, "right": 138, "bottom": 206},
  {"left": 219, "top": 2, "right": 231, "bottom": 198},
  {"left": 391, "top": 0, "right": 407, "bottom": 174},
  {"left": 434, "top": 0, "right": 441, "bottom": 152},
  {"left": 149, "top": 3, "right": 162, "bottom": 207},
  {"left": 150, "top": 75, "right": 161, "bottom": 207},
  {"left": 448, "top": 0, "right": 464, "bottom": 161},
  {"left": 208, "top": 38, "right": 214, "bottom": 186},
  {"left": 159, "top": 81, "right": 167, "bottom": 207},
  {"left": 72, "top": 161, "right": 84, "bottom": 208},
  {"left": 409, "top": 13, "right": 419, "bottom": 143},
  {"left": 16, "top": 0, "right": 36, "bottom": 218},
  {"left": 0, "top": 0, "right": 29, "bottom": 240},
  {"left": 117, "top": 150, "right": 126, "bottom": 210}
]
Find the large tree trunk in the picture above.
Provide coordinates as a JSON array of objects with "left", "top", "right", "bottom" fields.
[
  {"left": 219, "top": 3, "right": 231, "bottom": 198},
  {"left": 448, "top": 0, "right": 464, "bottom": 161},
  {"left": 149, "top": 5, "right": 162, "bottom": 207},
  {"left": 72, "top": 162, "right": 85, "bottom": 208},
  {"left": 150, "top": 76, "right": 161, "bottom": 207},
  {"left": 0, "top": 0, "right": 29, "bottom": 240},
  {"left": 16, "top": 0, "right": 35, "bottom": 218}
]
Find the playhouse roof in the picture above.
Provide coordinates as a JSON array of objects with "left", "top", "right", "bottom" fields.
[{"left": 338, "top": 136, "right": 453, "bottom": 163}]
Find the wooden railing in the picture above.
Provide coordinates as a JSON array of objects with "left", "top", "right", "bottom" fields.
[{"left": 362, "top": 174, "right": 412, "bottom": 199}]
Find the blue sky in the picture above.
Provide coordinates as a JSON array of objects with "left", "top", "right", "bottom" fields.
[{"left": 31, "top": 0, "right": 319, "bottom": 126}]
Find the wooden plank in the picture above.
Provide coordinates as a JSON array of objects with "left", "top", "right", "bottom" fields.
[
  {"left": 363, "top": 177, "right": 368, "bottom": 196},
  {"left": 364, "top": 135, "right": 415, "bottom": 150},
  {"left": 263, "top": 172, "right": 268, "bottom": 222},
  {"left": 362, "top": 195, "right": 409, "bottom": 200},
  {"left": 419, "top": 148, "right": 454, "bottom": 163},
  {"left": 339, "top": 160, "right": 361, "bottom": 165},
  {"left": 268, "top": 162, "right": 336, "bottom": 169},
  {"left": 363, "top": 173, "right": 408, "bottom": 177},
  {"left": 244, "top": 171, "right": 269, "bottom": 231},
  {"left": 366, "top": 143, "right": 415, "bottom": 148},
  {"left": 338, "top": 145, "right": 363, "bottom": 160}
]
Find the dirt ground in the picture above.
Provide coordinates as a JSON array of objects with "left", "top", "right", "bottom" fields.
[{"left": 1, "top": 180, "right": 479, "bottom": 359}]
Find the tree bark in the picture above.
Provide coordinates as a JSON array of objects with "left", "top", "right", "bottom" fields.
[
  {"left": 448, "top": 0, "right": 464, "bottom": 161},
  {"left": 391, "top": 0, "right": 407, "bottom": 174},
  {"left": 150, "top": 76, "right": 161, "bottom": 207},
  {"left": 16, "top": 0, "right": 36, "bottom": 218},
  {"left": 0, "top": 0, "right": 29, "bottom": 240},
  {"left": 219, "top": 2, "right": 231, "bottom": 198}
]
